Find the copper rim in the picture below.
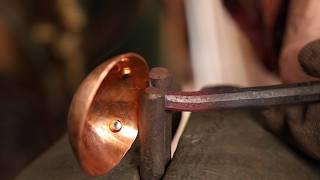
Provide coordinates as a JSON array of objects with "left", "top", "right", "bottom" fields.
[{"left": 68, "top": 53, "right": 149, "bottom": 176}]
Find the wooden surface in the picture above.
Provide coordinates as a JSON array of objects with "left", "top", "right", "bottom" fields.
[{"left": 16, "top": 110, "right": 320, "bottom": 179}]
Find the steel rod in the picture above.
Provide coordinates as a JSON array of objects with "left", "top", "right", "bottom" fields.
[
  {"left": 149, "top": 67, "right": 172, "bottom": 168},
  {"left": 139, "top": 87, "right": 166, "bottom": 180},
  {"left": 165, "top": 81, "right": 320, "bottom": 112}
]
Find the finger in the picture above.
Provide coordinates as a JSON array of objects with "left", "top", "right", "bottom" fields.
[
  {"left": 298, "top": 39, "right": 320, "bottom": 78},
  {"left": 279, "top": 0, "right": 320, "bottom": 83}
]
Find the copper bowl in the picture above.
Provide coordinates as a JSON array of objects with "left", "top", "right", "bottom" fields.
[{"left": 68, "top": 53, "right": 149, "bottom": 176}]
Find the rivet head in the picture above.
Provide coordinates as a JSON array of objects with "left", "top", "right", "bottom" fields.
[
  {"left": 122, "top": 67, "right": 131, "bottom": 79},
  {"left": 109, "top": 120, "right": 122, "bottom": 132}
]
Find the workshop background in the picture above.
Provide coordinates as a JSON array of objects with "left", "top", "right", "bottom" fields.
[{"left": 0, "top": 0, "right": 285, "bottom": 179}]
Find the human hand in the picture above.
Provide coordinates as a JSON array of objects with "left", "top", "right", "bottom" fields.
[
  {"left": 262, "top": 40, "right": 320, "bottom": 160},
  {"left": 259, "top": 0, "right": 320, "bottom": 160}
]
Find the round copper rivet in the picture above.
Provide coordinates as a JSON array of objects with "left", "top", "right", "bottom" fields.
[{"left": 109, "top": 120, "right": 122, "bottom": 132}]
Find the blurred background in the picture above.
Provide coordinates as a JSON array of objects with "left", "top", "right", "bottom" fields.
[{"left": 0, "top": 0, "right": 288, "bottom": 179}]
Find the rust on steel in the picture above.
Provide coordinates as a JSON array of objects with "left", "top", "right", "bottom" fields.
[
  {"left": 165, "top": 81, "right": 320, "bottom": 112},
  {"left": 68, "top": 53, "right": 149, "bottom": 176},
  {"left": 149, "top": 67, "right": 172, "bottom": 91},
  {"left": 149, "top": 67, "right": 173, "bottom": 173},
  {"left": 139, "top": 87, "right": 167, "bottom": 180}
]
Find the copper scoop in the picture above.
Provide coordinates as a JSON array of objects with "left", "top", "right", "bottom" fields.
[{"left": 68, "top": 53, "right": 149, "bottom": 176}]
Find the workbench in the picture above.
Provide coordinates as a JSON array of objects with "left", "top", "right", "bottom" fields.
[{"left": 16, "top": 110, "right": 320, "bottom": 179}]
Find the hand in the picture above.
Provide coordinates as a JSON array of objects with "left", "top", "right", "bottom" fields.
[
  {"left": 262, "top": 41, "right": 320, "bottom": 160},
  {"left": 279, "top": 0, "right": 320, "bottom": 83},
  {"left": 260, "top": 0, "right": 320, "bottom": 160}
]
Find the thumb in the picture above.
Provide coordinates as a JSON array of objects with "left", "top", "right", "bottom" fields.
[
  {"left": 298, "top": 39, "right": 320, "bottom": 78},
  {"left": 278, "top": 0, "right": 320, "bottom": 83}
]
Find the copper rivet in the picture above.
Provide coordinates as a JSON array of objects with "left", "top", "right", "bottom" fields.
[
  {"left": 122, "top": 67, "right": 131, "bottom": 79},
  {"left": 109, "top": 120, "right": 122, "bottom": 132}
]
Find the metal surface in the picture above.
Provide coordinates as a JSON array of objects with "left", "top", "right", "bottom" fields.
[
  {"left": 165, "top": 81, "right": 320, "bottom": 111},
  {"left": 149, "top": 67, "right": 172, "bottom": 91},
  {"left": 139, "top": 68, "right": 173, "bottom": 180},
  {"left": 139, "top": 87, "right": 167, "bottom": 180},
  {"left": 149, "top": 67, "right": 172, "bottom": 166},
  {"left": 68, "top": 53, "right": 149, "bottom": 176}
]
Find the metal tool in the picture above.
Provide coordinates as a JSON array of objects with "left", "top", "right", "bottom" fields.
[
  {"left": 68, "top": 53, "right": 320, "bottom": 178},
  {"left": 165, "top": 81, "right": 320, "bottom": 111}
]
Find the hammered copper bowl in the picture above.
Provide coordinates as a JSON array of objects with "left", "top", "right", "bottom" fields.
[{"left": 68, "top": 53, "right": 149, "bottom": 176}]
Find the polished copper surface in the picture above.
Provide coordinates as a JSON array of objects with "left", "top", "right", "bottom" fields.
[{"left": 68, "top": 53, "right": 149, "bottom": 176}]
